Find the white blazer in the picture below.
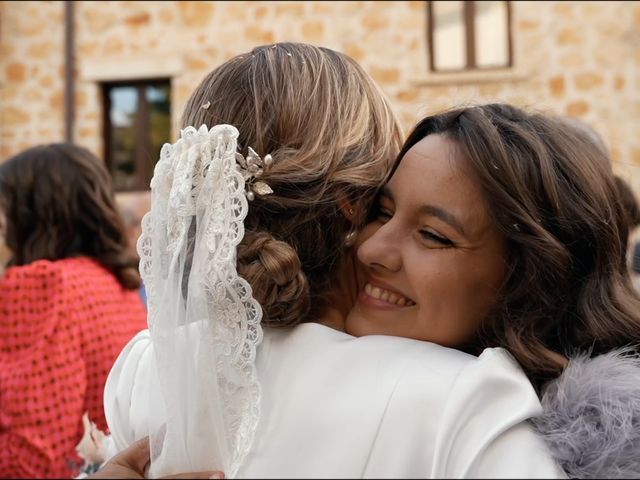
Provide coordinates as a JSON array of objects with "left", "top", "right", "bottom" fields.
[{"left": 104, "top": 322, "right": 565, "bottom": 478}]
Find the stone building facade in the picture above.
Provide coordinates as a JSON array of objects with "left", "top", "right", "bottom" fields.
[{"left": 1, "top": 0, "right": 639, "bottom": 191}]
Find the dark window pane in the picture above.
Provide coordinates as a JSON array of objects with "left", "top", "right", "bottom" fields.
[
  {"left": 104, "top": 80, "right": 171, "bottom": 192},
  {"left": 109, "top": 86, "right": 139, "bottom": 191},
  {"left": 145, "top": 84, "right": 171, "bottom": 187}
]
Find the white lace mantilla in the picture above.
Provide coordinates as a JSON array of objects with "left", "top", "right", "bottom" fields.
[{"left": 137, "top": 125, "right": 263, "bottom": 478}]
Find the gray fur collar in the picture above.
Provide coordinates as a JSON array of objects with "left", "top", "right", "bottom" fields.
[{"left": 532, "top": 348, "right": 640, "bottom": 479}]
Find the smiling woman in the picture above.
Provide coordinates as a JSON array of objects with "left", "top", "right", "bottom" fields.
[
  {"left": 348, "top": 133, "right": 507, "bottom": 348},
  {"left": 346, "top": 103, "right": 640, "bottom": 478},
  {"left": 349, "top": 103, "right": 640, "bottom": 386}
]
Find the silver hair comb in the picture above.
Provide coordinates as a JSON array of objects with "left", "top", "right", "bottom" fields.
[{"left": 235, "top": 147, "right": 274, "bottom": 201}]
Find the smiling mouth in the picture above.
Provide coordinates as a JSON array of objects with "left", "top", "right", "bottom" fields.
[{"left": 363, "top": 283, "right": 416, "bottom": 307}]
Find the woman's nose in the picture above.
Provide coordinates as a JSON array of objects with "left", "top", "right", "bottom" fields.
[{"left": 357, "top": 221, "right": 402, "bottom": 273}]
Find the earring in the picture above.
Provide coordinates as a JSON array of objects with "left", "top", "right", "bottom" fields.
[{"left": 344, "top": 229, "right": 357, "bottom": 247}]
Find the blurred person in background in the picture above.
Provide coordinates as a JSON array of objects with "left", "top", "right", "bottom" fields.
[
  {"left": 0, "top": 227, "right": 9, "bottom": 275},
  {"left": 0, "top": 143, "right": 148, "bottom": 478},
  {"left": 614, "top": 175, "right": 640, "bottom": 279},
  {"left": 117, "top": 192, "right": 151, "bottom": 306},
  {"left": 561, "top": 116, "right": 640, "bottom": 290},
  {"left": 621, "top": 181, "right": 640, "bottom": 291}
]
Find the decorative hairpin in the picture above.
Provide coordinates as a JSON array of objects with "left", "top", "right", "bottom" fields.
[{"left": 235, "top": 147, "right": 274, "bottom": 201}]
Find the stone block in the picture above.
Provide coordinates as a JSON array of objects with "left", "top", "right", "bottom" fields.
[
  {"left": 41, "top": 76, "right": 55, "bottom": 88},
  {"left": 275, "top": 2, "right": 305, "bottom": 16},
  {"left": 311, "top": 3, "right": 333, "bottom": 15},
  {"left": 479, "top": 83, "right": 502, "bottom": 97},
  {"left": 301, "top": 21, "right": 325, "bottom": 41},
  {"left": 362, "top": 12, "right": 389, "bottom": 31},
  {"left": 518, "top": 19, "right": 540, "bottom": 31},
  {"left": 104, "top": 37, "right": 125, "bottom": 56},
  {"left": 125, "top": 12, "right": 151, "bottom": 27},
  {"left": 370, "top": 66, "right": 400, "bottom": 85},
  {"left": 78, "top": 41, "right": 99, "bottom": 57},
  {"left": 159, "top": 7, "right": 175, "bottom": 24},
  {"left": 4, "top": 107, "right": 31, "bottom": 125},
  {"left": 28, "top": 42, "right": 55, "bottom": 59},
  {"left": 75, "top": 90, "right": 88, "bottom": 108},
  {"left": 79, "top": 126, "right": 96, "bottom": 139},
  {"left": 186, "top": 56, "right": 210, "bottom": 71},
  {"left": 180, "top": 1, "right": 216, "bottom": 27},
  {"left": 549, "top": 76, "right": 566, "bottom": 97},
  {"left": 344, "top": 43, "right": 366, "bottom": 62},
  {"left": 6, "top": 63, "right": 26, "bottom": 82},
  {"left": 566, "top": 100, "right": 590, "bottom": 117},
  {"left": 82, "top": 7, "right": 117, "bottom": 33},
  {"left": 49, "top": 91, "right": 64, "bottom": 110},
  {"left": 575, "top": 73, "right": 605, "bottom": 91},
  {"left": 244, "top": 25, "right": 275, "bottom": 44},
  {"left": 553, "top": 3, "right": 573, "bottom": 16},
  {"left": 255, "top": 5, "right": 269, "bottom": 19},
  {"left": 560, "top": 53, "right": 586, "bottom": 69},
  {"left": 557, "top": 27, "right": 583, "bottom": 45},
  {"left": 397, "top": 89, "right": 420, "bottom": 102}
]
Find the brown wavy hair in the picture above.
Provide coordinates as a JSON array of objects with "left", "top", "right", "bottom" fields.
[
  {"left": 560, "top": 116, "right": 640, "bottom": 228},
  {"left": 0, "top": 143, "right": 141, "bottom": 290},
  {"left": 398, "top": 104, "right": 640, "bottom": 390},
  {"left": 614, "top": 176, "right": 640, "bottom": 228},
  {"left": 182, "top": 42, "right": 402, "bottom": 326}
]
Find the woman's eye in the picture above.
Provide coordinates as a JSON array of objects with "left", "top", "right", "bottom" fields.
[
  {"left": 420, "top": 230, "right": 454, "bottom": 247},
  {"left": 377, "top": 208, "right": 393, "bottom": 223}
]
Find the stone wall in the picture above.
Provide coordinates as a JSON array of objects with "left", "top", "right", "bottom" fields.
[
  {"left": 1, "top": 0, "right": 639, "bottom": 190},
  {"left": 0, "top": 1, "right": 66, "bottom": 156}
]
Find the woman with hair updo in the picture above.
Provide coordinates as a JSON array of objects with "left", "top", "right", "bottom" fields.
[
  {"left": 0, "top": 144, "right": 148, "bottom": 478},
  {"left": 101, "top": 44, "right": 562, "bottom": 479},
  {"left": 348, "top": 103, "right": 640, "bottom": 478}
]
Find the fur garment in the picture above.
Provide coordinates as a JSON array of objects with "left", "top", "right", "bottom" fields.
[{"left": 532, "top": 348, "right": 640, "bottom": 479}]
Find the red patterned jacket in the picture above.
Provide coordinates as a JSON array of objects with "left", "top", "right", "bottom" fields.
[{"left": 0, "top": 257, "right": 147, "bottom": 478}]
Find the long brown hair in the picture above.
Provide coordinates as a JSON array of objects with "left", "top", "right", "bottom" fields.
[
  {"left": 0, "top": 143, "right": 141, "bottom": 289},
  {"left": 399, "top": 104, "right": 640, "bottom": 389},
  {"left": 182, "top": 42, "right": 402, "bottom": 326}
]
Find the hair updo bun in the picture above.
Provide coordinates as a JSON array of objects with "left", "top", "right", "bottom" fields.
[{"left": 237, "top": 231, "right": 310, "bottom": 327}]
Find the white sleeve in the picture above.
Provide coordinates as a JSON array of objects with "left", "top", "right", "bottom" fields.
[
  {"left": 103, "top": 329, "right": 164, "bottom": 456},
  {"left": 431, "top": 348, "right": 566, "bottom": 479},
  {"left": 469, "top": 421, "right": 566, "bottom": 478}
]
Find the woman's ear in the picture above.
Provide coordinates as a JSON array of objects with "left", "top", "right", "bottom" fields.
[{"left": 338, "top": 199, "right": 358, "bottom": 225}]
